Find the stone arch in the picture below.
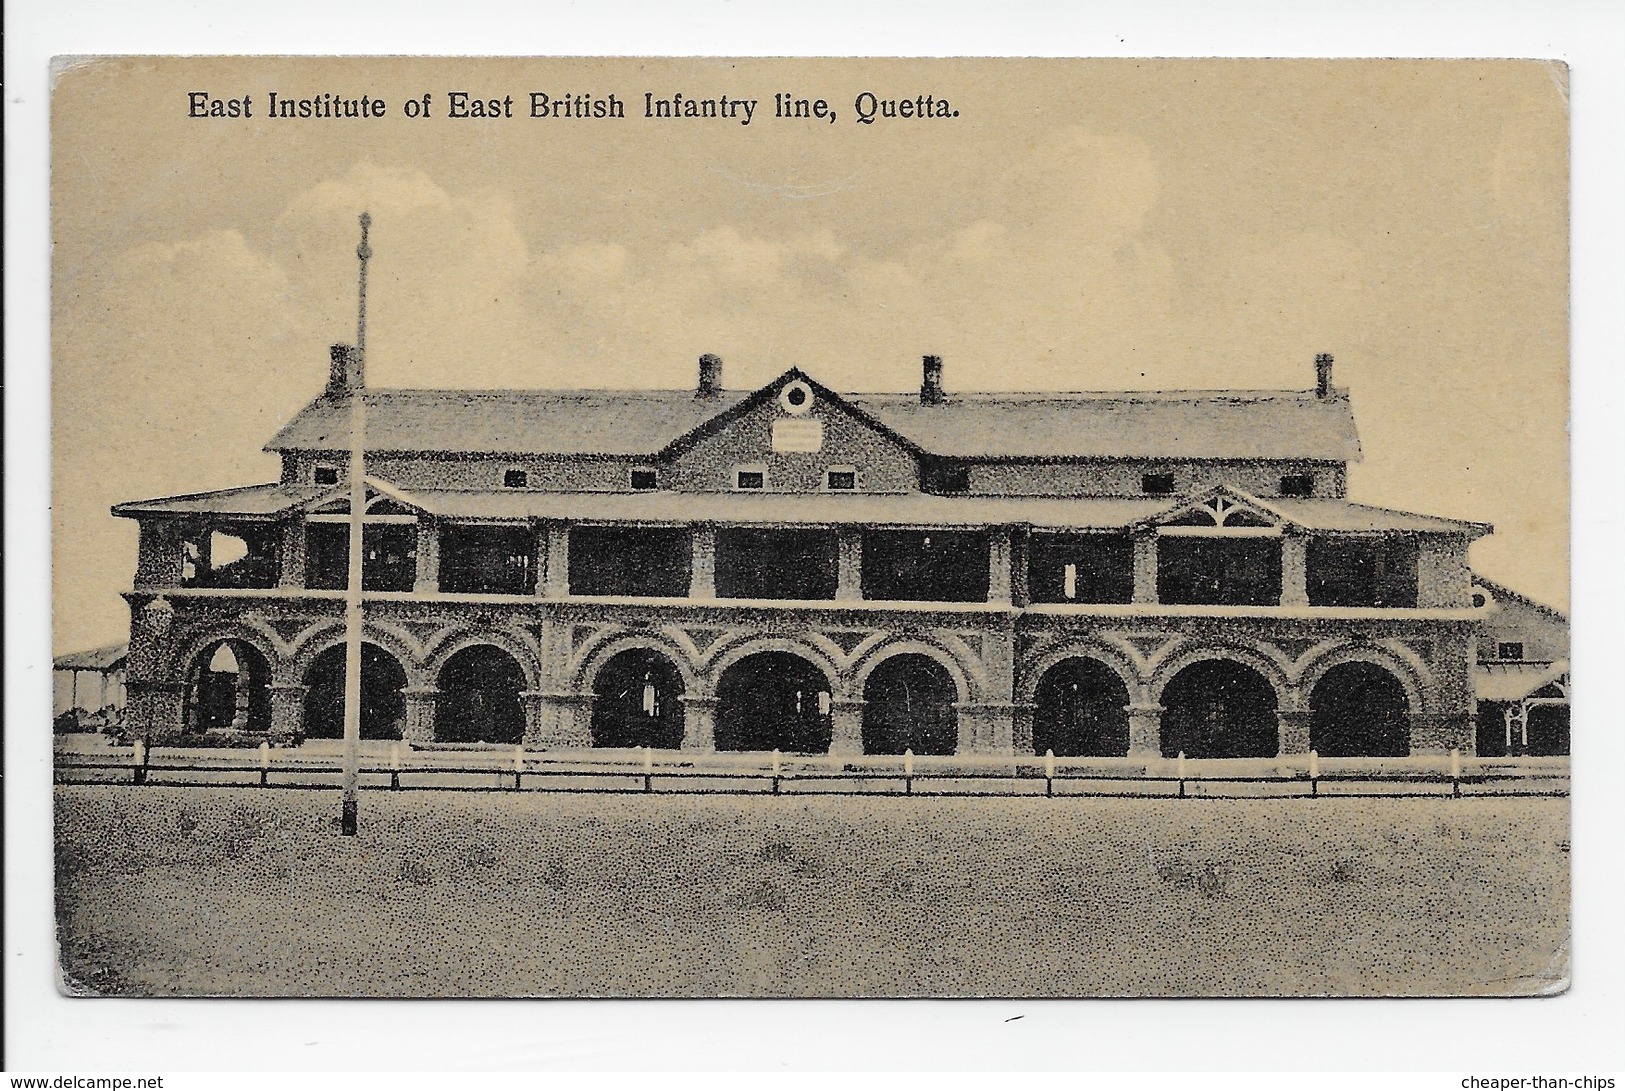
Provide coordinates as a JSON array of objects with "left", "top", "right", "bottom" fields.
[
  {"left": 588, "top": 646, "right": 688, "bottom": 750},
  {"left": 1148, "top": 641, "right": 1291, "bottom": 712},
  {"left": 287, "top": 619, "right": 426, "bottom": 688},
  {"left": 714, "top": 648, "right": 834, "bottom": 754},
  {"left": 1157, "top": 656, "right": 1281, "bottom": 759},
  {"left": 852, "top": 640, "right": 972, "bottom": 705},
  {"left": 573, "top": 629, "right": 701, "bottom": 694},
  {"left": 860, "top": 652, "right": 961, "bottom": 756},
  {"left": 165, "top": 621, "right": 286, "bottom": 686},
  {"left": 1017, "top": 639, "right": 1142, "bottom": 706},
  {"left": 1308, "top": 660, "right": 1412, "bottom": 757},
  {"left": 1297, "top": 642, "right": 1428, "bottom": 716},
  {"left": 181, "top": 637, "right": 274, "bottom": 735},
  {"left": 424, "top": 630, "right": 541, "bottom": 693},
  {"left": 704, "top": 635, "right": 840, "bottom": 697},
  {"left": 433, "top": 643, "right": 528, "bottom": 745},
  {"left": 300, "top": 641, "right": 409, "bottom": 741},
  {"left": 1030, "top": 657, "right": 1133, "bottom": 758}
]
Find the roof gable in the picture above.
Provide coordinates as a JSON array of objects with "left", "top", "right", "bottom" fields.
[
  {"left": 659, "top": 368, "right": 923, "bottom": 460},
  {"left": 1133, "top": 484, "right": 1295, "bottom": 533}
]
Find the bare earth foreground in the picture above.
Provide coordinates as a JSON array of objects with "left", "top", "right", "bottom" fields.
[{"left": 54, "top": 786, "right": 1569, "bottom": 997}]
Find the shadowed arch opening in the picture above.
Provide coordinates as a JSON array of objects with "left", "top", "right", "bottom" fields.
[
  {"left": 1160, "top": 659, "right": 1278, "bottom": 758},
  {"left": 1032, "top": 658, "right": 1130, "bottom": 757},
  {"left": 301, "top": 642, "right": 406, "bottom": 741},
  {"left": 862, "top": 654, "right": 958, "bottom": 755},
  {"left": 1310, "top": 661, "right": 1411, "bottom": 757},
  {"left": 435, "top": 645, "right": 527, "bottom": 745},
  {"left": 590, "top": 648, "right": 686, "bottom": 749},
  {"left": 715, "top": 651, "right": 832, "bottom": 753},
  {"left": 184, "top": 639, "right": 272, "bottom": 735}
]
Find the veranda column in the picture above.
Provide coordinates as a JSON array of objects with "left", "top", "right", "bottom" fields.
[
  {"left": 1280, "top": 531, "right": 1309, "bottom": 607},
  {"left": 268, "top": 683, "right": 308, "bottom": 744},
  {"left": 690, "top": 524, "right": 717, "bottom": 599},
  {"left": 680, "top": 695, "right": 718, "bottom": 752},
  {"left": 829, "top": 698, "right": 864, "bottom": 756},
  {"left": 1277, "top": 707, "right": 1312, "bottom": 755},
  {"left": 1012, "top": 702, "right": 1036, "bottom": 756},
  {"left": 413, "top": 518, "right": 439, "bottom": 593},
  {"left": 1132, "top": 531, "right": 1158, "bottom": 604},
  {"left": 277, "top": 518, "right": 307, "bottom": 589},
  {"left": 835, "top": 529, "right": 862, "bottom": 602},
  {"left": 543, "top": 521, "right": 571, "bottom": 597},
  {"left": 987, "top": 527, "right": 1013, "bottom": 605}
]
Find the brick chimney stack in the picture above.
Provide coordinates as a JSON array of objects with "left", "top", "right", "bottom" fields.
[
  {"left": 697, "top": 353, "right": 724, "bottom": 399},
  {"left": 920, "top": 355, "right": 946, "bottom": 405},
  {"left": 327, "top": 343, "right": 363, "bottom": 395},
  {"left": 1315, "top": 353, "right": 1334, "bottom": 400}
]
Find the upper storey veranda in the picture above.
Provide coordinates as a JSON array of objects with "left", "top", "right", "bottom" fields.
[{"left": 264, "top": 350, "right": 1362, "bottom": 500}]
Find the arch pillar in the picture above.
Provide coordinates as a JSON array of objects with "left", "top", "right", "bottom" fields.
[
  {"left": 1277, "top": 709, "right": 1312, "bottom": 755},
  {"left": 268, "top": 683, "right": 308, "bottom": 743},
  {"left": 955, "top": 701, "right": 1016, "bottom": 755},
  {"left": 401, "top": 686, "right": 439, "bottom": 746},
  {"left": 524, "top": 691, "right": 593, "bottom": 750},
  {"left": 519, "top": 689, "right": 548, "bottom": 749},
  {"left": 680, "top": 695, "right": 718, "bottom": 753},
  {"left": 1126, "top": 702, "right": 1163, "bottom": 758},
  {"left": 830, "top": 698, "right": 865, "bottom": 756},
  {"left": 1012, "top": 701, "right": 1036, "bottom": 756},
  {"left": 1410, "top": 710, "right": 1475, "bottom": 755}
]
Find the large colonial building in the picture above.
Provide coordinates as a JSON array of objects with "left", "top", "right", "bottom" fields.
[{"left": 115, "top": 347, "right": 1495, "bottom": 761}]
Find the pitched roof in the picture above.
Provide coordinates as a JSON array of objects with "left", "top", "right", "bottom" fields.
[
  {"left": 265, "top": 382, "right": 1362, "bottom": 462},
  {"left": 112, "top": 482, "right": 1488, "bottom": 535},
  {"left": 1476, "top": 660, "right": 1569, "bottom": 703},
  {"left": 54, "top": 643, "right": 129, "bottom": 672}
]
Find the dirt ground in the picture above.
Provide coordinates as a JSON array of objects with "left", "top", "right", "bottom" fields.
[{"left": 53, "top": 785, "right": 1569, "bottom": 997}]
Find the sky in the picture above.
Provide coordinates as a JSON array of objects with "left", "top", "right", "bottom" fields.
[{"left": 50, "top": 57, "right": 1570, "bottom": 652}]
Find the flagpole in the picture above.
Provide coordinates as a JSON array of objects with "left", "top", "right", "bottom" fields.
[{"left": 341, "top": 211, "right": 371, "bottom": 837}]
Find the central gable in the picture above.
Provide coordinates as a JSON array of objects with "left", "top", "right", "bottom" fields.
[{"left": 661, "top": 369, "right": 921, "bottom": 493}]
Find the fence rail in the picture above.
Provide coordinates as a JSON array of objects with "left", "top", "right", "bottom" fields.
[{"left": 53, "top": 744, "right": 1570, "bottom": 800}]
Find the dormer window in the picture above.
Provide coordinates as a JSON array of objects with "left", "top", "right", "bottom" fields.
[
  {"left": 313, "top": 464, "right": 340, "bottom": 486},
  {"left": 1280, "top": 474, "right": 1315, "bottom": 497},
  {"left": 734, "top": 465, "right": 767, "bottom": 491},
  {"left": 629, "top": 468, "right": 658, "bottom": 491},
  {"left": 825, "top": 467, "right": 857, "bottom": 491},
  {"left": 1498, "top": 642, "right": 1525, "bottom": 661},
  {"left": 1141, "top": 472, "right": 1176, "bottom": 496},
  {"left": 502, "top": 468, "right": 529, "bottom": 489}
]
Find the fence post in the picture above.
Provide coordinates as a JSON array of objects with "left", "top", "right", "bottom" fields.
[
  {"left": 513, "top": 744, "right": 525, "bottom": 790},
  {"left": 259, "top": 741, "right": 271, "bottom": 787},
  {"left": 904, "top": 748, "right": 914, "bottom": 796},
  {"left": 132, "top": 738, "right": 148, "bottom": 785},
  {"left": 771, "top": 748, "right": 782, "bottom": 795},
  {"left": 1308, "top": 749, "right": 1319, "bottom": 799},
  {"left": 1177, "top": 750, "right": 1187, "bottom": 799},
  {"left": 642, "top": 746, "right": 653, "bottom": 793},
  {"left": 1450, "top": 747, "right": 1462, "bottom": 798},
  {"left": 1044, "top": 749, "right": 1056, "bottom": 797},
  {"left": 390, "top": 740, "right": 402, "bottom": 790}
]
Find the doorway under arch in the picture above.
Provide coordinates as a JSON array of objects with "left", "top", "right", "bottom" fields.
[
  {"left": 1160, "top": 659, "right": 1278, "bottom": 759},
  {"left": 1032, "top": 657, "right": 1130, "bottom": 757},
  {"left": 715, "top": 651, "right": 832, "bottom": 753},
  {"left": 590, "top": 648, "right": 686, "bottom": 749},
  {"left": 301, "top": 642, "right": 406, "bottom": 741},
  {"left": 861, "top": 654, "right": 958, "bottom": 755},
  {"left": 1309, "top": 661, "right": 1411, "bottom": 757},
  {"left": 184, "top": 639, "right": 272, "bottom": 735},
  {"left": 435, "top": 645, "right": 527, "bottom": 745}
]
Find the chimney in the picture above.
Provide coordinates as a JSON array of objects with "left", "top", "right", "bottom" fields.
[
  {"left": 697, "top": 353, "right": 723, "bottom": 399},
  {"left": 326, "top": 343, "right": 362, "bottom": 395},
  {"left": 920, "top": 355, "right": 946, "bottom": 405},
  {"left": 1314, "top": 353, "right": 1335, "bottom": 400}
]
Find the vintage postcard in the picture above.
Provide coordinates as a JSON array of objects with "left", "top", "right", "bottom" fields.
[{"left": 51, "top": 56, "right": 1569, "bottom": 998}]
